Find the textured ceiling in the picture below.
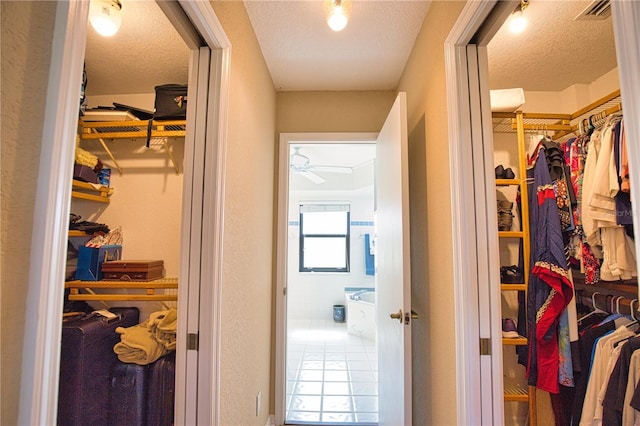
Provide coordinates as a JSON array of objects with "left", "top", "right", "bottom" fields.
[
  {"left": 244, "top": 1, "right": 432, "bottom": 91},
  {"left": 84, "top": 1, "right": 617, "bottom": 96},
  {"left": 487, "top": 0, "right": 617, "bottom": 91},
  {"left": 84, "top": 0, "right": 190, "bottom": 96}
]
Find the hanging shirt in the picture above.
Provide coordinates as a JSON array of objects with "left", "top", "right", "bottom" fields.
[
  {"left": 622, "top": 349, "right": 640, "bottom": 426},
  {"left": 580, "top": 325, "right": 636, "bottom": 426},
  {"left": 602, "top": 336, "right": 640, "bottom": 425},
  {"left": 582, "top": 128, "right": 603, "bottom": 254},
  {"left": 589, "top": 117, "right": 621, "bottom": 226}
]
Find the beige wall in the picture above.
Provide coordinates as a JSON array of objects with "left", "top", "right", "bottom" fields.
[
  {"left": 210, "top": 2, "right": 277, "bottom": 425},
  {"left": 396, "top": 1, "right": 467, "bottom": 423},
  {"left": 1, "top": 2, "right": 57, "bottom": 424},
  {"left": 277, "top": 91, "right": 396, "bottom": 133}
]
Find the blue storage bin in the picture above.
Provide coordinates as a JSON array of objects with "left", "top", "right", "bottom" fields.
[{"left": 75, "top": 244, "right": 122, "bottom": 281}]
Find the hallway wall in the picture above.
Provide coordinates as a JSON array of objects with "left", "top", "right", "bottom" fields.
[
  {"left": 277, "top": 91, "right": 396, "bottom": 133},
  {"left": 211, "top": 2, "right": 278, "bottom": 425},
  {"left": 396, "top": 1, "right": 467, "bottom": 423},
  {"left": 1, "top": 2, "right": 57, "bottom": 424}
]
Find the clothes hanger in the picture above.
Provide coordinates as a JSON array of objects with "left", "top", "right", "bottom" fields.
[
  {"left": 614, "top": 295, "right": 627, "bottom": 315},
  {"left": 577, "top": 291, "right": 607, "bottom": 322},
  {"left": 627, "top": 299, "right": 639, "bottom": 329}
]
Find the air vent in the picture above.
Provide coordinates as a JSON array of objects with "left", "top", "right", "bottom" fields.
[{"left": 575, "top": 0, "right": 611, "bottom": 20}]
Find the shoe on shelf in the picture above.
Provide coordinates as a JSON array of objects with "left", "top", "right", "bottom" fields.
[
  {"left": 495, "top": 164, "right": 516, "bottom": 179},
  {"left": 502, "top": 318, "right": 519, "bottom": 339},
  {"left": 497, "top": 200, "right": 514, "bottom": 231},
  {"left": 500, "top": 265, "right": 524, "bottom": 283},
  {"left": 503, "top": 167, "right": 515, "bottom": 179}
]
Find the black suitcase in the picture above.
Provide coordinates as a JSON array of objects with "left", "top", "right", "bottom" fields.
[
  {"left": 57, "top": 307, "right": 140, "bottom": 426},
  {"left": 147, "top": 352, "right": 176, "bottom": 426},
  {"left": 108, "top": 363, "right": 149, "bottom": 426}
]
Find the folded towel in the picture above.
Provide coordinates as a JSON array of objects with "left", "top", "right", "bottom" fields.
[
  {"left": 114, "top": 320, "right": 167, "bottom": 365},
  {"left": 147, "top": 308, "right": 177, "bottom": 350}
]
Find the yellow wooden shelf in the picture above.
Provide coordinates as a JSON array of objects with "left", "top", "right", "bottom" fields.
[
  {"left": 504, "top": 384, "right": 530, "bottom": 402},
  {"left": 71, "top": 179, "right": 112, "bottom": 203},
  {"left": 498, "top": 231, "right": 524, "bottom": 238},
  {"left": 65, "top": 278, "right": 178, "bottom": 301},
  {"left": 501, "top": 283, "right": 526, "bottom": 291},
  {"left": 502, "top": 336, "right": 527, "bottom": 346},
  {"left": 79, "top": 119, "right": 186, "bottom": 140},
  {"left": 78, "top": 119, "right": 185, "bottom": 175},
  {"left": 68, "top": 230, "right": 89, "bottom": 237},
  {"left": 495, "top": 178, "right": 521, "bottom": 186}
]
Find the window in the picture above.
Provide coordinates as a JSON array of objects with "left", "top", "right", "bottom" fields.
[{"left": 299, "top": 204, "right": 350, "bottom": 273}]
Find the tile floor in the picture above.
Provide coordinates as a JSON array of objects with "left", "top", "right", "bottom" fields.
[{"left": 286, "top": 320, "right": 378, "bottom": 424}]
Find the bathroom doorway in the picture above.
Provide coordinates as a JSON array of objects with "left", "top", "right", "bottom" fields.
[{"left": 279, "top": 136, "right": 379, "bottom": 424}]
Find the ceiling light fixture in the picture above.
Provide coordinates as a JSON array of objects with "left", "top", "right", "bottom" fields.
[
  {"left": 509, "top": 0, "right": 529, "bottom": 34},
  {"left": 324, "top": 0, "right": 351, "bottom": 32},
  {"left": 89, "top": 0, "right": 123, "bottom": 37}
]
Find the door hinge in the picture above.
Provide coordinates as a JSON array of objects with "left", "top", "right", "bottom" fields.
[
  {"left": 479, "top": 338, "right": 491, "bottom": 355},
  {"left": 187, "top": 333, "right": 199, "bottom": 351}
]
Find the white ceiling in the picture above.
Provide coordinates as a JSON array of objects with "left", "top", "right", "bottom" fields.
[
  {"left": 84, "top": 0, "right": 618, "bottom": 175},
  {"left": 84, "top": 0, "right": 190, "bottom": 96},
  {"left": 487, "top": 0, "right": 617, "bottom": 91},
  {"left": 289, "top": 144, "right": 376, "bottom": 190},
  {"left": 243, "top": 1, "right": 431, "bottom": 91},
  {"left": 84, "top": 1, "right": 618, "bottom": 96}
]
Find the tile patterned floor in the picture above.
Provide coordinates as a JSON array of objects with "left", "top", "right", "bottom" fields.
[{"left": 286, "top": 320, "right": 378, "bottom": 424}]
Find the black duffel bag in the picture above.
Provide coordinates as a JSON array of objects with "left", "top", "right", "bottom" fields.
[
  {"left": 154, "top": 84, "right": 188, "bottom": 120},
  {"left": 147, "top": 84, "right": 188, "bottom": 146}
]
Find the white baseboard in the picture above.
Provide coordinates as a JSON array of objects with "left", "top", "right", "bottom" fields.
[{"left": 265, "top": 414, "right": 275, "bottom": 426}]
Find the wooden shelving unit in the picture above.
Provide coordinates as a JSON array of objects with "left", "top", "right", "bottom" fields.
[
  {"left": 65, "top": 278, "right": 178, "bottom": 302},
  {"left": 495, "top": 110, "right": 536, "bottom": 425},
  {"left": 78, "top": 119, "right": 186, "bottom": 140},
  {"left": 78, "top": 119, "right": 185, "bottom": 175},
  {"left": 71, "top": 179, "right": 112, "bottom": 203}
]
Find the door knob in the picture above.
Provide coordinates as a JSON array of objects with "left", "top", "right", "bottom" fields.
[{"left": 390, "top": 309, "right": 403, "bottom": 323}]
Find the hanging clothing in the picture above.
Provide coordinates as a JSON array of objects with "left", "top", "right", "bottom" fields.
[
  {"left": 564, "top": 134, "right": 601, "bottom": 284},
  {"left": 602, "top": 336, "right": 640, "bottom": 425},
  {"left": 571, "top": 320, "right": 616, "bottom": 425},
  {"left": 526, "top": 144, "right": 575, "bottom": 394},
  {"left": 581, "top": 128, "right": 604, "bottom": 254},
  {"left": 579, "top": 116, "right": 636, "bottom": 281},
  {"left": 579, "top": 325, "right": 636, "bottom": 426},
  {"left": 623, "top": 350, "right": 640, "bottom": 426}
]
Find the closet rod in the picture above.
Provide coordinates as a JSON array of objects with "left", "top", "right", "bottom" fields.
[
  {"left": 576, "top": 285, "right": 639, "bottom": 317},
  {"left": 570, "top": 89, "right": 621, "bottom": 120}
]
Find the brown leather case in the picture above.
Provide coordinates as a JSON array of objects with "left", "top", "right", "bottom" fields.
[{"left": 101, "top": 260, "right": 164, "bottom": 281}]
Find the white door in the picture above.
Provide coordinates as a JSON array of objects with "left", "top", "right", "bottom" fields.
[{"left": 375, "top": 92, "right": 412, "bottom": 425}]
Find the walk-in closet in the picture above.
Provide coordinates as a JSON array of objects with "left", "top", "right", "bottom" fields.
[
  {"left": 488, "top": 1, "right": 638, "bottom": 424},
  {"left": 58, "top": 2, "right": 189, "bottom": 423}
]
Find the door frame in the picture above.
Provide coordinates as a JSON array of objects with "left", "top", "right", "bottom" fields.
[
  {"left": 447, "top": 1, "right": 640, "bottom": 424},
  {"left": 275, "top": 132, "right": 378, "bottom": 425},
  {"left": 611, "top": 1, "right": 640, "bottom": 301},
  {"left": 18, "top": 1, "right": 230, "bottom": 425}
]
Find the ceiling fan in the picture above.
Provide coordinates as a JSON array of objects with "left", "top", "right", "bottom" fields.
[{"left": 289, "top": 147, "right": 352, "bottom": 184}]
